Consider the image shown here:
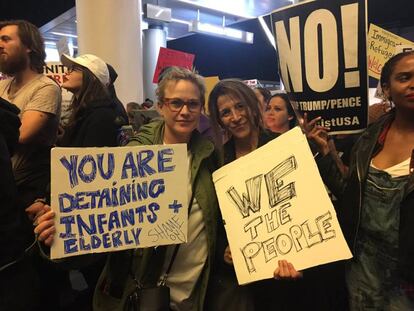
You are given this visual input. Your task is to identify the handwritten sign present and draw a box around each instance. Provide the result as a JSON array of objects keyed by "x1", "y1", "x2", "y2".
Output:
[
  {"x1": 51, "y1": 145, "x2": 189, "y2": 259},
  {"x1": 271, "y1": 0, "x2": 368, "y2": 134},
  {"x1": 213, "y1": 127, "x2": 352, "y2": 284},
  {"x1": 152, "y1": 47, "x2": 195, "y2": 83},
  {"x1": 367, "y1": 24, "x2": 414, "y2": 80}
]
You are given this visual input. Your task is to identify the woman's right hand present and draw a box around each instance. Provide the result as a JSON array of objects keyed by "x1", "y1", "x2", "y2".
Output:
[
  {"x1": 302, "y1": 113, "x2": 330, "y2": 156},
  {"x1": 33, "y1": 205, "x2": 56, "y2": 247}
]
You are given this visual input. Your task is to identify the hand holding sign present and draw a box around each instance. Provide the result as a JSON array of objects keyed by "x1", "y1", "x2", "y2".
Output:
[
  {"x1": 271, "y1": 0, "x2": 368, "y2": 134},
  {"x1": 49, "y1": 144, "x2": 189, "y2": 259},
  {"x1": 213, "y1": 127, "x2": 352, "y2": 285},
  {"x1": 34, "y1": 205, "x2": 55, "y2": 246}
]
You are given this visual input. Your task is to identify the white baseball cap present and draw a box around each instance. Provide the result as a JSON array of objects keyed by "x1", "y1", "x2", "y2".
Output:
[{"x1": 61, "y1": 53, "x2": 110, "y2": 86}]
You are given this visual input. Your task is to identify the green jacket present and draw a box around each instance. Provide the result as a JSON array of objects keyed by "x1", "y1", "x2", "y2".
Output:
[{"x1": 93, "y1": 120, "x2": 220, "y2": 311}]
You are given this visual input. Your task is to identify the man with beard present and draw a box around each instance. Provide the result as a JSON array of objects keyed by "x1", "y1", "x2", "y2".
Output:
[
  {"x1": 0, "y1": 20, "x2": 61, "y2": 217},
  {"x1": 0, "y1": 20, "x2": 63, "y2": 310}
]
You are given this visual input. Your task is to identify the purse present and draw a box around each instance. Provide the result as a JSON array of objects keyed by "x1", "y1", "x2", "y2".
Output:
[
  {"x1": 124, "y1": 184, "x2": 196, "y2": 311},
  {"x1": 124, "y1": 284, "x2": 171, "y2": 311},
  {"x1": 124, "y1": 243, "x2": 181, "y2": 311}
]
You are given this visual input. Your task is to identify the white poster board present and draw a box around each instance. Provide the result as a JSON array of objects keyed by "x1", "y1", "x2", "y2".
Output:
[
  {"x1": 51, "y1": 144, "x2": 189, "y2": 259},
  {"x1": 213, "y1": 127, "x2": 352, "y2": 284}
]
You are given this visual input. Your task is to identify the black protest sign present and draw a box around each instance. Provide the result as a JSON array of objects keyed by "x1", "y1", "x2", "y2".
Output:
[{"x1": 271, "y1": 0, "x2": 368, "y2": 134}]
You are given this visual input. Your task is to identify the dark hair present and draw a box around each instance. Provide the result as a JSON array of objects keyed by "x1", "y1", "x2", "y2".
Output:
[
  {"x1": 66, "y1": 67, "x2": 110, "y2": 129},
  {"x1": 208, "y1": 79, "x2": 263, "y2": 144},
  {"x1": 380, "y1": 51, "x2": 414, "y2": 89},
  {"x1": 255, "y1": 87, "x2": 272, "y2": 103},
  {"x1": 0, "y1": 20, "x2": 46, "y2": 73},
  {"x1": 267, "y1": 93, "x2": 297, "y2": 129}
]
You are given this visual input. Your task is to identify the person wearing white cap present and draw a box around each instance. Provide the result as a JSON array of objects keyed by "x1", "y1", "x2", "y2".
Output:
[
  {"x1": 57, "y1": 53, "x2": 119, "y2": 147},
  {"x1": 26, "y1": 53, "x2": 121, "y2": 309}
]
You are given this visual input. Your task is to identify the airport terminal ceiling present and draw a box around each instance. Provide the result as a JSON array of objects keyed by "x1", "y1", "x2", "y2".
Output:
[{"x1": 1, "y1": 0, "x2": 411, "y2": 44}]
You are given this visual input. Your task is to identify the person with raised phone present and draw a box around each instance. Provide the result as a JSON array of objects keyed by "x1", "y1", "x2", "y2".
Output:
[{"x1": 306, "y1": 51, "x2": 414, "y2": 310}]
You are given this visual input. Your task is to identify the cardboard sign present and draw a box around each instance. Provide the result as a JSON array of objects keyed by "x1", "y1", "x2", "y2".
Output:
[
  {"x1": 271, "y1": 0, "x2": 368, "y2": 134},
  {"x1": 213, "y1": 127, "x2": 352, "y2": 284},
  {"x1": 204, "y1": 76, "x2": 220, "y2": 113},
  {"x1": 152, "y1": 47, "x2": 195, "y2": 83},
  {"x1": 51, "y1": 145, "x2": 189, "y2": 259},
  {"x1": 367, "y1": 24, "x2": 414, "y2": 80}
]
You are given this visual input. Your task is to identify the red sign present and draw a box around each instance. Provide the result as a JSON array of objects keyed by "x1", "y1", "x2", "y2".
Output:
[{"x1": 152, "y1": 47, "x2": 195, "y2": 83}]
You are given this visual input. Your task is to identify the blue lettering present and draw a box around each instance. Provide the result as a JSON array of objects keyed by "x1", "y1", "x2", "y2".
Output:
[
  {"x1": 98, "y1": 188, "x2": 111, "y2": 207},
  {"x1": 97, "y1": 153, "x2": 115, "y2": 180},
  {"x1": 121, "y1": 208, "x2": 135, "y2": 227},
  {"x1": 79, "y1": 236, "x2": 91, "y2": 250},
  {"x1": 60, "y1": 155, "x2": 79, "y2": 188},
  {"x1": 149, "y1": 179, "x2": 165, "y2": 198},
  {"x1": 102, "y1": 233, "x2": 111, "y2": 248},
  {"x1": 124, "y1": 229, "x2": 133, "y2": 244},
  {"x1": 77, "y1": 214, "x2": 97, "y2": 235},
  {"x1": 137, "y1": 150, "x2": 156, "y2": 177},
  {"x1": 97, "y1": 214, "x2": 107, "y2": 234},
  {"x1": 121, "y1": 152, "x2": 138, "y2": 179},
  {"x1": 136, "y1": 182, "x2": 148, "y2": 200},
  {"x1": 76, "y1": 192, "x2": 90, "y2": 209},
  {"x1": 135, "y1": 205, "x2": 146, "y2": 223},
  {"x1": 158, "y1": 148, "x2": 175, "y2": 172},
  {"x1": 63, "y1": 238, "x2": 78, "y2": 254},
  {"x1": 112, "y1": 231, "x2": 122, "y2": 247},
  {"x1": 78, "y1": 155, "x2": 97, "y2": 183},
  {"x1": 108, "y1": 211, "x2": 121, "y2": 231},
  {"x1": 59, "y1": 216, "x2": 76, "y2": 238},
  {"x1": 86, "y1": 191, "x2": 100, "y2": 209},
  {"x1": 131, "y1": 228, "x2": 142, "y2": 245},
  {"x1": 59, "y1": 193, "x2": 76, "y2": 213},
  {"x1": 147, "y1": 203, "x2": 159, "y2": 224},
  {"x1": 119, "y1": 184, "x2": 131, "y2": 205},
  {"x1": 91, "y1": 235, "x2": 101, "y2": 248}
]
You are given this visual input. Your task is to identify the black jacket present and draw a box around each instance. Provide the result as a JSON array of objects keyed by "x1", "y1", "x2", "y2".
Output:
[
  {"x1": 317, "y1": 112, "x2": 414, "y2": 283},
  {"x1": 60, "y1": 99, "x2": 120, "y2": 148},
  {"x1": 0, "y1": 97, "x2": 26, "y2": 266}
]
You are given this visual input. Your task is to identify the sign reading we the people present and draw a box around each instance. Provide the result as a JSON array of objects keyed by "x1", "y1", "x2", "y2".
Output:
[
  {"x1": 213, "y1": 127, "x2": 352, "y2": 285},
  {"x1": 50, "y1": 145, "x2": 189, "y2": 259},
  {"x1": 367, "y1": 24, "x2": 414, "y2": 80},
  {"x1": 271, "y1": 0, "x2": 368, "y2": 134}
]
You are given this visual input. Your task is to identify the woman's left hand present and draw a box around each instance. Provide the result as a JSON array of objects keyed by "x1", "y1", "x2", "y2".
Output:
[{"x1": 274, "y1": 260, "x2": 303, "y2": 280}]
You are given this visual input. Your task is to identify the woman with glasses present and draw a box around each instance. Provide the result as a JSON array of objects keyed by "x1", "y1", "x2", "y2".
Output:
[
  {"x1": 206, "y1": 79, "x2": 302, "y2": 311},
  {"x1": 35, "y1": 66, "x2": 220, "y2": 311},
  {"x1": 264, "y1": 93, "x2": 297, "y2": 134}
]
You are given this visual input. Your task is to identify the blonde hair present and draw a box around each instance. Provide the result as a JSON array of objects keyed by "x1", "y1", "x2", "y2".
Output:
[{"x1": 156, "y1": 66, "x2": 205, "y2": 105}]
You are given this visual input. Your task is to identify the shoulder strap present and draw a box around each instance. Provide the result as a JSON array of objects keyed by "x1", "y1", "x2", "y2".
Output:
[{"x1": 159, "y1": 186, "x2": 196, "y2": 285}]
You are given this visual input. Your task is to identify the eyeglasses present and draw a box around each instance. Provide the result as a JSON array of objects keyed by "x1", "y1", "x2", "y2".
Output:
[
  {"x1": 162, "y1": 97, "x2": 202, "y2": 113},
  {"x1": 67, "y1": 66, "x2": 82, "y2": 74}
]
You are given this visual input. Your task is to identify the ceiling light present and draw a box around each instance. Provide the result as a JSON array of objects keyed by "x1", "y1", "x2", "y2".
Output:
[
  {"x1": 258, "y1": 16, "x2": 276, "y2": 50},
  {"x1": 189, "y1": 20, "x2": 254, "y2": 44},
  {"x1": 176, "y1": 0, "x2": 254, "y2": 19},
  {"x1": 51, "y1": 31, "x2": 78, "y2": 38}
]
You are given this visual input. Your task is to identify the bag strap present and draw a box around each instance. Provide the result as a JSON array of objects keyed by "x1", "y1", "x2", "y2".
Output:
[
  {"x1": 159, "y1": 186, "x2": 196, "y2": 286},
  {"x1": 130, "y1": 176, "x2": 198, "y2": 288}
]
